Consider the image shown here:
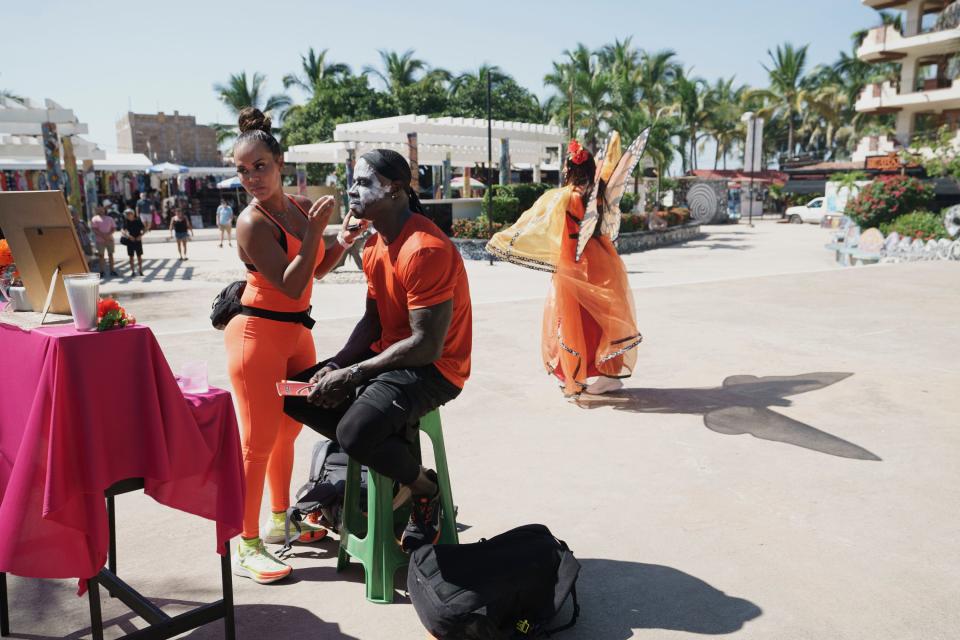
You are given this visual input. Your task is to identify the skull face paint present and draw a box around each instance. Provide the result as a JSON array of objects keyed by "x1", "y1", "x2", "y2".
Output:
[{"x1": 348, "y1": 158, "x2": 390, "y2": 216}]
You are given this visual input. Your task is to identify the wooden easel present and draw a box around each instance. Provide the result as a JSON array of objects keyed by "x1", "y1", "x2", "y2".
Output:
[{"x1": 0, "y1": 191, "x2": 89, "y2": 315}]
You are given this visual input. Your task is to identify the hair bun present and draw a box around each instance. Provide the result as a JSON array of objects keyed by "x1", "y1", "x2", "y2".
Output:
[{"x1": 238, "y1": 107, "x2": 271, "y2": 134}]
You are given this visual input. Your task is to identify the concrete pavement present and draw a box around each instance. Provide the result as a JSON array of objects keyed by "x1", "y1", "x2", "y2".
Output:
[{"x1": 7, "y1": 221, "x2": 960, "y2": 639}]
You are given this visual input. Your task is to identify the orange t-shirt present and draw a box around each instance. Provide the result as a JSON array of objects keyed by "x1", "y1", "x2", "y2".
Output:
[{"x1": 362, "y1": 213, "x2": 472, "y2": 388}]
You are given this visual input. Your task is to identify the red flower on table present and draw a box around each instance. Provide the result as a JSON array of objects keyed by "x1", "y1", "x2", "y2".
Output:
[
  {"x1": 98, "y1": 298, "x2": 120, "y2": 317},
  {"x1": 96, "y1": 297, "x2": 135, "y2": 331}
]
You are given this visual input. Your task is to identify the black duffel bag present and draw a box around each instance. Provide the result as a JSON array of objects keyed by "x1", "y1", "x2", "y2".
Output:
[{"x1": 408, "y1": 524, "x2": 580, "y2": 639}]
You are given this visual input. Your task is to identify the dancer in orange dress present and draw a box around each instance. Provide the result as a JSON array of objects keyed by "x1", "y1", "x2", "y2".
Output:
[{"x1": 488, "y1": 131, "x2": 649, "y2": 396}]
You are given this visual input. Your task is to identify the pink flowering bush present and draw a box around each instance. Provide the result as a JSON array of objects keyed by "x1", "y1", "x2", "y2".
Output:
[{"x1": 845, "y1": 176, "x2": 934, "y2": 229}]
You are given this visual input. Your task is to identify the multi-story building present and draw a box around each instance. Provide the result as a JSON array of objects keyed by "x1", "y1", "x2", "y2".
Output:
[
  {"x1": 116, "y1": 111, "x2": 221, "y2": 166},
  {"x1": 854, "y1": 0, "x2": 960, "y2": 160}
]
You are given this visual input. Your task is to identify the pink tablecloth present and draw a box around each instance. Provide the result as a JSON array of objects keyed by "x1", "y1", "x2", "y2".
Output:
[{"x1": 0, "y1": 322, "x2": 243, "y2": 591}]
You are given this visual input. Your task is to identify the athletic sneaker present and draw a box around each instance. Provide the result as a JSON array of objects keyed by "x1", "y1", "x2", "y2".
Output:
[
  {"x1": 400, "y1": 470, "x2": 441, "y2": 552},
  {"x1": 261, "y1": 511, "x2": 328, "y2": 544},
  {"x1": 232, "y1": 538, "x2": 291, "y2": 584},
  {"x1": 585, "y1": 376, "x2": 624, "y2": 395}
]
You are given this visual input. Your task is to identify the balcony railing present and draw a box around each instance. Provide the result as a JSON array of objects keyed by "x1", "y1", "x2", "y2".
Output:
[
  {"x1": 935, "y1": 2, "x2": 960, "y2": 31},
  {"x1": 856, "y1": 78, "x2": 960, "y2": 112}
]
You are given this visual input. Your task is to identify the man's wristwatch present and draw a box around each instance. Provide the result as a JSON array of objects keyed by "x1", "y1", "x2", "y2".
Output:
[{"x1": 345, "y1": 363, "x2": 363, "y2": 384}]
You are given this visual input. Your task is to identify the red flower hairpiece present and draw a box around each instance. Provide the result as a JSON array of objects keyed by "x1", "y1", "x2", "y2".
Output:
[{"x1": 568, "y1": 140, "x2": 589, "y2": 165}]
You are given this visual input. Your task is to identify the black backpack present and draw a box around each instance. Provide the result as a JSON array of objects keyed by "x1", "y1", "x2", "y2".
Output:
[
  {"x1": 407, "y1": 524, "x2": 581, "y2": 639},
  {"x1": 281, "y1": 438, "x2": 368, "y2": 552}
]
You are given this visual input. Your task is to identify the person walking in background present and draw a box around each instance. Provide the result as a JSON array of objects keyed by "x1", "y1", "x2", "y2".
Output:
[
  {"x1": 135, "y1": 191, "x2": 154, "y2": 232},
  {"x1": 123, "y1": 208, "x2": 146, "y2": 276},
  {"x1": 169, "y1": 207, "x2": 193, "y2": 260},
  {"x1": 91, "y1": 205, "x2": 118, "y2": 277},
  {"x1": 217, "y1": 198, "x2": 235, "y2": 248}
]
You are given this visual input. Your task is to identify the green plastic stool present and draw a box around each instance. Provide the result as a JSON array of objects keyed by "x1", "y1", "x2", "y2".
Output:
[{"x1": 336, "y1": 409, "x2": 459, "y2": 603}]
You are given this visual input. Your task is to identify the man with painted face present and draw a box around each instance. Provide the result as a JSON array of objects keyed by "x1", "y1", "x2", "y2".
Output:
[{"x1": 284, "y1": 149, "x2": 472, "y2": 552}]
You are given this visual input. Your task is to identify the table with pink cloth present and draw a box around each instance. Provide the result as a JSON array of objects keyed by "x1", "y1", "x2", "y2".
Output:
[{"x1": 0, "y1": 322, "x2": 244, "y2": 592}]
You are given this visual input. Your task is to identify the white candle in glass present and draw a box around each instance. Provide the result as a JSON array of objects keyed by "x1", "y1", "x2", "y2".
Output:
[{"x1": 63, "y1": 274, "x2": 100, "y2": 331}]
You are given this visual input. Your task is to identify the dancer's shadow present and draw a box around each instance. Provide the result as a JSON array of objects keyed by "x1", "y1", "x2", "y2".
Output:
[
  {"x1": 574, "y1": 559, "x2": 761, "y2": 638},
  {"x1": 577, "y1": 372, "x2": 880, "y2": 461}
]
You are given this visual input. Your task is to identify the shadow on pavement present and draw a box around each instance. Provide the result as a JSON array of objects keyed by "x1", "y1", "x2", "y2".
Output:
[
  {"x1": 2, "y1": 594, "x2": 361, "y2": 640},
  {"x1": 177, "y1": 602, "x2": 363, "y2": 640},
  {"x1": 575, "y1": 559, "x2": 761, "y2": 638},
  {"x1": 99, "y1": 258, "x2": 195, "y2": 284},
  {"x1": 576, "y1": 372, "x2": 881, "y2": 461}
]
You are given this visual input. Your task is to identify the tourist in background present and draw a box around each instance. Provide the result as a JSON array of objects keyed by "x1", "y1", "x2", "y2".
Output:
[
  {"x1": 91, "y1": 205, "x2": 118, "y2": 277},
  {"x1": 169, "y1": 207, "x2": 193, "y2": 260},
  {"x1": 135, "y1": 191, "x2": 154, "y2": 232},
  {"x1": 217, "y1": 198, "x2": 234, "y2": 248},
  {"x1": 123, "y1": 208, "x2": 146, "y2": 276}
]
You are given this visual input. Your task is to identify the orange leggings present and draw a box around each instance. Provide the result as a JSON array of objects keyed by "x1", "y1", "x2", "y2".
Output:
[{"x1": 225, "y1": 315, "x2": 316, "y2": 538}]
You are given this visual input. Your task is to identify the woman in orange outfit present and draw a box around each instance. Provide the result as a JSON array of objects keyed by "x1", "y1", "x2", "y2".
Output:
[
  {"x1": 226, "y1": 107, "x2": 368, "y2": 583},
  {"x1": 488, "y1": 133, "x2": 647, "y2": 397}
]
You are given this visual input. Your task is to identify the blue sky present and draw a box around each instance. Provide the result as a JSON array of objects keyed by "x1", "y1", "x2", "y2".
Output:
[{"x1": 2, "y1": 0, "x2": 882, "y2": 153}]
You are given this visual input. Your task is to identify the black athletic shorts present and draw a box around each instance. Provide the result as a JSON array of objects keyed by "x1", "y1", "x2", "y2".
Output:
[{"x1": 284, "y1": 351, "x2": 461, "y2": 441}]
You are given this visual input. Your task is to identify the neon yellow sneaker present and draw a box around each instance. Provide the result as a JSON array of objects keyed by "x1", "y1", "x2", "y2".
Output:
[
  {"x1": 261, "y1": 511, "x2": 328, "y2": 544},
  {"x1": 232, "y1": 537, "x2": 291, "y2": 584}
]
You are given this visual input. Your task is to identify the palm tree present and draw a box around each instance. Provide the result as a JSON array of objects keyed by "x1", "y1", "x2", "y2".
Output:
[
  {"x1": 600, "y1": 37, "x2": 642, "y2": 117},
  {"x1": 637, "y1": 49, "x2": 680, "y2": 120},
  {"x1": 577, "y1": 69, "x2": 613, "y2": 151},
  {"x1": 799, "y1": 81, "x2": 848, "y2": 158},
  {"x1": 759, "y1": 43, "x2": 810, "y2": 156},
  {"x1": 449, "y1": 64, "x2": 507, "y2": 97},
  {"x1": 544, "y1": 60, "x2": 579, "y2": 138},
  {"x1": 544, "y1": 45, "x2": 613, "y2": 150},
  {"x1": 704, "y1": 77, "x2": 748, "y2": 169},
  {"x1": 674, "y1": 68, "x2": 711, "y2": 171},
  {"x1": 213, "y1": 71, "x2": 291, "y2": 121},
  {"x1": 282, "y1": 48, "x2": 351, "y2": 97},
  {"x1": 363, "y1": 49, "x2": 427, "y2": 96},
  {"x1": 208, "y1": 123, "x2": 239, "y2": 148}
]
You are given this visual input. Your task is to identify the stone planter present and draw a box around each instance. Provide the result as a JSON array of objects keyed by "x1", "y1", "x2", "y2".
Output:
[
  {"x1": 451, "y1": 222, "x2": 702, "y2": 262},
  {"x1": 614, "y1": 222, "x2": 703, "y2": 254}
]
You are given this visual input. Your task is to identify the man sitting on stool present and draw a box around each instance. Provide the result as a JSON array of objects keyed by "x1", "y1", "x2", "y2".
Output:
[{"x1": 284, "y1": 149, "x2": 472, "y2": 552}]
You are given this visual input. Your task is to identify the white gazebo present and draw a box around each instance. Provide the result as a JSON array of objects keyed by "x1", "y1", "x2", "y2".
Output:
[
  {"x1": 285, "y1": 114, "x2": 566, "y2": 188},
  {"x1": 0, "y1": 98, "x2": 156, "y2": 216}
]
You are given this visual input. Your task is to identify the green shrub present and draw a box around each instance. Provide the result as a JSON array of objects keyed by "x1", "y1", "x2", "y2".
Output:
[
  {"x1": 491, "y1": 183, "x2": 551, "y2": 212},
  {"x1": 620, "y1": 214, "x2": 646, "y2": 233},
  {"x1": 481, "y1": 195, "x2": 520, "y2": 224},
  {"x1": 879, "y1": 210, "x2": 949, "y2": 240},
  {"x1": 451, "y1": 216, "x2": 504, "y2": 239},
  {"x1": 845, "y1": 176, "x2": 934, "y2": 228},
  {"x1": 620, "y1": 193, "x2": 637, "y2": 213}
]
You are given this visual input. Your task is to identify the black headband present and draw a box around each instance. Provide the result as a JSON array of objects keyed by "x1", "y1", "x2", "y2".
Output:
[
  {"x1": 360, "y1": 149, "x2": 412, "y2": 184},
  {"x1": 359, "y1": 149, "x2": 423, "y2": 214}
]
